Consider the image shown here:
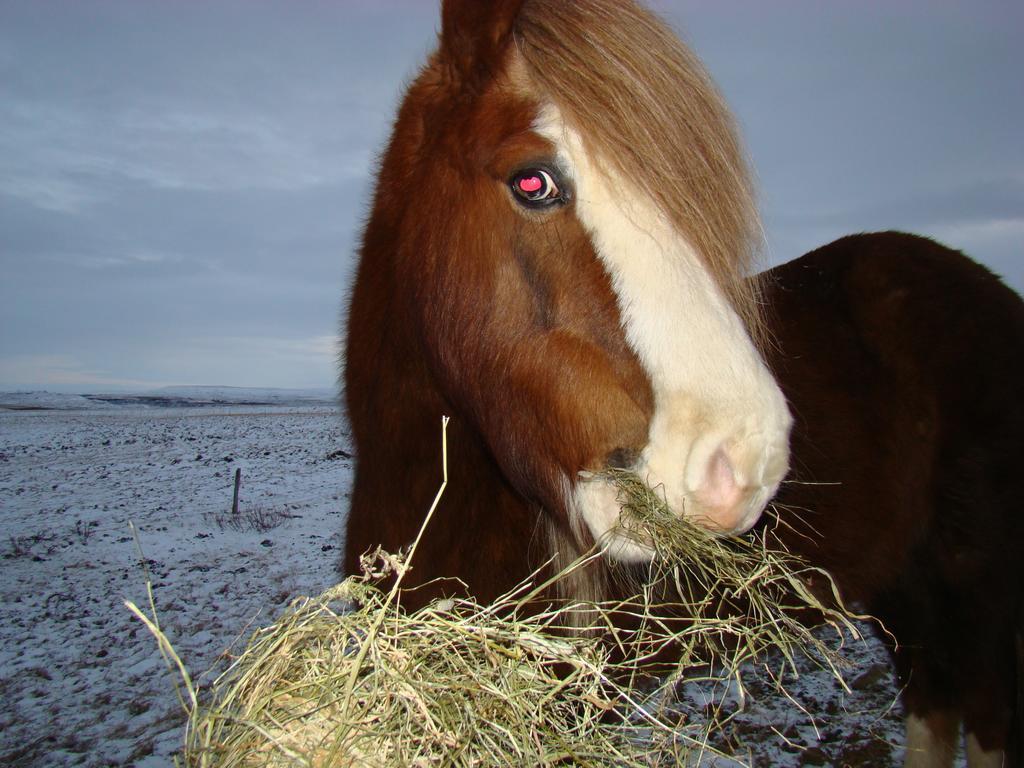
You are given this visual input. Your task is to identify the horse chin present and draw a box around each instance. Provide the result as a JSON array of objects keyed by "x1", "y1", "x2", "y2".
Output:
[
  {"x1": 573, "y1": 475, "x2": 672, "y2": 564},
  {"x1": 598, "y1": 532, "x2": 657, "y2": 564}
]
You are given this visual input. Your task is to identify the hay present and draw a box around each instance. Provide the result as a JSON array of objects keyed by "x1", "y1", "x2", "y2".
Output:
[
  {"x1": 175, "y1": 552, "x2": 698, "y2": 767},
  {"x1": 130, "y1": 421, "x2": 857, "y2": 767},
  {"x1": 596, "y1": 468, "x2": 856, "y2": 682}
]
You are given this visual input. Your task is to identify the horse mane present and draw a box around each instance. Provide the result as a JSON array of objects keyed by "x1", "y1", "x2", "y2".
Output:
[{"x1": 514, "y1": 0, "x2": 764, "y2": 340}]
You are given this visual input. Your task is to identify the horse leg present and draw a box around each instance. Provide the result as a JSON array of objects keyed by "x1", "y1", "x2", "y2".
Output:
[
  {"x1": 955, "y1": 554, "x2": 1019, "y2": 767},
  {"x1": 961, "y1": 659, "x2": 1015, "y2": 768},
  {"x1": 904, "y1": 710, "x2": 959, "y2": 768},
  {"x1": 878, "y1": 587, "x2": 962, "y2": 767}
]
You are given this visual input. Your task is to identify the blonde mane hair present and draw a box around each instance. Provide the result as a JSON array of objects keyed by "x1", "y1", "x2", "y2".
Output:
[{"x1": 514, "y1": 0, "x2": 764, "y2": 340}]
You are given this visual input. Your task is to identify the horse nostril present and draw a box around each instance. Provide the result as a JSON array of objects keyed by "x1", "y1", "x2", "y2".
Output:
[
  {"x1": 695, "y1": 447, "x2": 744, "y2": 515},
  {"x1": 605, "y1": 446, "x2": 640, "y2": 470}
]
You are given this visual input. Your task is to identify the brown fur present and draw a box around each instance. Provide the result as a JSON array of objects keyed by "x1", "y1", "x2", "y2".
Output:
[
  {"x1": 345, "y1": 0, "x2": 656, "y2": 604},
  {"x1": 343, "y1": 1, "x2": 1023, "y2": 762}
]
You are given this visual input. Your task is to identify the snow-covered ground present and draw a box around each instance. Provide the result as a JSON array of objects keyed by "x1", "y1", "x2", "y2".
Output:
[
  {"x1": 0, "y1": 390, "x2": 947, "y2": 766},
  {"x1": 0, "y1": 391, "x2": 348, "y2": 766}
]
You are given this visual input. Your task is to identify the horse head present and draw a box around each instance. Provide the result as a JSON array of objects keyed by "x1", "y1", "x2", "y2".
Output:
[{"x1": 346, "y1": 0, "x2": 792, "y2": 577}]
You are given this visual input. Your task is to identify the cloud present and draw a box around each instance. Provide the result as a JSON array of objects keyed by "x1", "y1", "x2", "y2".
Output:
[
  {"x1": 43, "y1": 250, "x2": 183, "y2": 271},
  {"x1": 0, "y1": 99, "x2": 376, "y2": 214},
  {"x1": 188, "y1": 334, "x2": 340, "y2": 363},
  {"x1": 0, "y1": 334, "x2": 341, "y2": 393},
  {"x1": 929, "y1": 217, "x2": 1024, "y2": 243},
  {"x1": 0, "y1": 354, "x2": 168, "y2": 392},
  {"x1": 135, "y1": 334, "x2": 343, "y2": 391},
  {"x1": 771, "y1": 178, "x2": 1024, "y2": 232},
  {"x1": 0, "y1": 2, "x2": 432, "y2": 215}
]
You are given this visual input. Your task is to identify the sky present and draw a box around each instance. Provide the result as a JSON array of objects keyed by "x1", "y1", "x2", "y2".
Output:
[{"x1": 1, "y1": 1, "x2": 1021, "y2": 393}]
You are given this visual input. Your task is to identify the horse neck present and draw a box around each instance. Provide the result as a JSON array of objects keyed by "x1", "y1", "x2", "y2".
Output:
[{"x1": 346, "y1": 348, "x2": 615, "y2": 610}]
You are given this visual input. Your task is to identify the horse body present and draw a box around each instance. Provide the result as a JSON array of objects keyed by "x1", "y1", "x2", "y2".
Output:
[
  {"x1": 765, "y1": 232, "x2": 1024, "y2": 766},
  {"x1": 342, "y1": 1, "x2": 1023, "y2": 764}
]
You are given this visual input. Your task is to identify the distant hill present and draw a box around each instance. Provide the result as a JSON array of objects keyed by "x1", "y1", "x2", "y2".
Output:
[
  {"x1": 0, "y1": 386, "x2": 338, "y2": 411},
  {"x1": 0, "y1": 392, "x2": 118, "y2": 411}
]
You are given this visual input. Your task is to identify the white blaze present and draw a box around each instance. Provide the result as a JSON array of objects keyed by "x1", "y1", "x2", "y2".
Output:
[{"x1": 535, "y1": 104, "x2": 793, "y2": 559}]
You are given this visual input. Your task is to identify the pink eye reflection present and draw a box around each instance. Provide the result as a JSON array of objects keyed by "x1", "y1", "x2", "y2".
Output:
[{"x1": 517, "y1": 175, "x2": 543, "y2": 194}]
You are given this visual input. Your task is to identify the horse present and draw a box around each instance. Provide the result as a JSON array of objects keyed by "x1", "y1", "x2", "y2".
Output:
[
  {"x1": 341, "y1": 1, "x2": 1024, "y2": 765},
  {"x1": 763, "y1": 232, "x2": 1024, "y2": 768}
]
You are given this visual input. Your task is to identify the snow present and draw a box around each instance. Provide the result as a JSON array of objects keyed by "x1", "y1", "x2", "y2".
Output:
[
  {"x1": 0, "y1": 390, "x2": 956, "y2": 766},
  {"x1": 0, "y1": 391, "x2": 348, "y2": 765}
]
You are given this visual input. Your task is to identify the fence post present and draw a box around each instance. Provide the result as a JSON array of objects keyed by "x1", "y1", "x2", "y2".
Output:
[{"x1": 232, "y1": 468, "x2": 241, "y2": 516}]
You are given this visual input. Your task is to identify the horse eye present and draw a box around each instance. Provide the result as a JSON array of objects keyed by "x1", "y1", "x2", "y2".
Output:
[{"x1": 510, "y1": 168, "x2": 563, "y2": 208}]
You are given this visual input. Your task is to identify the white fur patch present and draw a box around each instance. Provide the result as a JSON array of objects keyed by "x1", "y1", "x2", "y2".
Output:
[
  {"x1": 904, "y1": 713, "x2": 957, "y2": 768},
  {"x1": 966, "y1": 732, "x2": 1005, "y2": 768},
  {"x1": 535, "y1": 104, "x2": 792, "y2": 557}
]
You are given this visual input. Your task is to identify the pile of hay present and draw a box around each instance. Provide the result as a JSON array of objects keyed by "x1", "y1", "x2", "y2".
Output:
[
  {"x1": 130, "y1": 424, "x2": 855, "y2": 767},
  {"x1": 174, "y1": 552, "x2": 697, "y2": 767}
]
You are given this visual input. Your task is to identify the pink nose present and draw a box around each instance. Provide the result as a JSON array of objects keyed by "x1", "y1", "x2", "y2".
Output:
[{"x1": 694, "y1": 448, "x2": 753, "y2": 533}]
